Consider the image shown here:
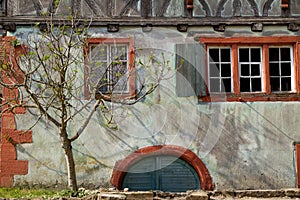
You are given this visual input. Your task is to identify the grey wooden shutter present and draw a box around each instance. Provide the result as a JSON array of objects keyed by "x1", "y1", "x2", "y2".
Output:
[
  {"x1": 122, "y1": 156, "x2": 200, "y2": 192},
  {"x1": 175, "y1": 43, "x2": 207, "y2": 97}
]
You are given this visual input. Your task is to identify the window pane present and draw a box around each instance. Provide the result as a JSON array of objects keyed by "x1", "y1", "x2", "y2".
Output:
[
  {"x1": 280, "y1": 48, "x2": 291, "y2": 61},
  {"x1": 281, "y1": 63, "x2": 291, "y2": 76},
  {"x1": 90, "y1": 61, "x2": 109, "y2": 93},
  {"x1": 210, "y1": 78, "x2": 220, "y2": 92},
  {"x1": 281, "y1": 77, "x2": 291, "y2": 91},
  {"x1": 239, "y1": 48, "x2": 249, "y2": 62},
  {"x1": 241, "y1": 64, "x2": 250, "y2": 76},
  {"x1": 221, "y1": 64, "x2": 231, "y2": 77},
  {"x1": 209, "y1": 49, "x2": 219, "y2": 62},
  {"x1": 270, "y1": 63, "x2": 280, "y2": 76},
  {"x1": 269, "y1": 47, "x2": 292, "y2": 92},
  {"x1": 111, "y1": 45, "x2": 128, "y2": 60},
  {"x1": 270, "y1": 78, "x2": 280, "y2": 91},
  {"x1": 88, "y1": 42, "x2": 131, "y2": 94},
  {"x1": 208, "y1": 47, "x2": 232, "y2": 94},
  {"x1": 209, "y1": 64, "x2": 220, "y2": 77},
  {"x1": 251, "y1": 48, "x2": 261, "y2": 62},
  {"x1": 111, "y1": 62, "x2": 128, "y2": 91},
  {"x1": 251, "y1": 78, "x2": 262, "y2": 91},
  {"x1": 90, "y1": 45, "x2": 107, "y2": 60},
  {"x1": 221, "y1": 49, "x2": 230, "y2": 62},
  {"x1": 222, "y1": 78, "x2": 231, "y2": 92},
  {"x1": 251, "y1": 64, "x2": 260, "y2": 76},
  {"x1": 240, "y1": 78, "x2": 250, "y2": 92},
  {"x1": 269, "y1": 48, "x2": 279, "y2": 61}
]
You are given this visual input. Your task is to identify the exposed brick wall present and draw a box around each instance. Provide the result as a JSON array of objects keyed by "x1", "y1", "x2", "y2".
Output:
[{"x1": 0, "y1": 37, "x2": 32, "y2": 187}]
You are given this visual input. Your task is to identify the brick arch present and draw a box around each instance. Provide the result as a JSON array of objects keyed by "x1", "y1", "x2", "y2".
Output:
[{"x1": 111, "y1": 145, "x2": 214, "y2": 190}]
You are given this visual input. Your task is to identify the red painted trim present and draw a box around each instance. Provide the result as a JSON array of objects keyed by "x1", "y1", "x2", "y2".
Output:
[
  {"x1": 232, "y1": 44, "x2": 239, "y2": 94},
  {"x1": 263, "y1": 45, "x2": 270, "y2": 94},
  {"x1": 0, "y1": 37, "x2": 32, "y2": 187},
  {"x1": 296, "y1": 43, "x2": 300, "y2": 93},
  {"x1": 281, "y1": 0, "x2": 289, "y2": 9},
  {"x1": 111, "y1": 145, "x2": 214, "y2": 191},
  {"x1": 296, "y1": 144, "x2": 300, "y2": 188},
  {"x1": 200, "y1": 36, "x2": 300, "y2": 102},
  {"x1": 201, "y1": 93, "x2": 300, "y2": 102},
  {"x1": 200, "y1": 36, "x2": 300, "y2": 44}
]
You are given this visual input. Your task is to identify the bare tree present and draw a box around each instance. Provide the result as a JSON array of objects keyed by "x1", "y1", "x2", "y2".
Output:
[{"x1": 0, "y1": 15, "x2": 172, "y2": 191}]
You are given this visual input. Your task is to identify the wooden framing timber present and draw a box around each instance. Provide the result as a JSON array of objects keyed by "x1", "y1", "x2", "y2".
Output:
[{"x1": 0, "y1": 16, "x2": 300, "y2": 27}]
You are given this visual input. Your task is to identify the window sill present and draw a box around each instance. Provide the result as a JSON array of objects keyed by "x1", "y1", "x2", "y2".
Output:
[{"x1": 199, "y1": 93, "x2": 300, "y2": 102}]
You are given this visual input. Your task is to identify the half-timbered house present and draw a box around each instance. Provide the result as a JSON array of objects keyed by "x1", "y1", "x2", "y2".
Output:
[{"x1": 0, "y1": 0, "x2": 300, "y2": 191}]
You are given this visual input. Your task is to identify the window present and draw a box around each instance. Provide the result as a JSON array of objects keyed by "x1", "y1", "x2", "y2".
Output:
[
  {"x1": 0, "y1": 0, "x2": 5, "y2": 16},
  {"x1": 239, "y1": 47, "x2": 262, "y2": 92},
  {"x1": 269, "y1": 47, "x2": 293, "y2": 92},
  {"x1": 208, "y1": 48, "x2": 232, "y2": 93},
  {"x1": 200, "y1": 37, "x2": 300, "y2": 101},
  {"x1": 85, "y1": 38, "x2": 135, "y2": 99}
]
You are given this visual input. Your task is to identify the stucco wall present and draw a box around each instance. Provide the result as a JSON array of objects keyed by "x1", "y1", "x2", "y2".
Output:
[{"x1": 9, "y1": 25, "x2": 300, "y2": 190}]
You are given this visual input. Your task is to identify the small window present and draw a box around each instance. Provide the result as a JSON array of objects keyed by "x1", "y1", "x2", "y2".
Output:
[
  {"x1": 269, "y1": 47, "x2": 293, "y2": 92},
  {"x1": 239, "y1": 47, "x2": 262, "y2": 92},
  {"x1": 208, "y1": 47, "x2": 232, "y2": 93},
  {"x1": 85, "y1": 38, "x2": 135, "y2": 99},
  {"x1": 89, "y1": 44, "x2": 129, "y2": 93}
]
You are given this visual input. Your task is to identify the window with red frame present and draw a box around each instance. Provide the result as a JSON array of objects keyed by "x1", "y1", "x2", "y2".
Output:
[
  {"x1": 85, "y1": 38, "x2": 135, "y2": 99},
  {"x1": 200, "y1": 37, "x2": 300, "y2": 101}
]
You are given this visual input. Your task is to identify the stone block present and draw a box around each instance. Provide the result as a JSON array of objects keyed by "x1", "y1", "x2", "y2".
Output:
[
  {"x1": 1, "y1": 114, "x2": 16, "y2": 130},
  {"x1": 284, "y1": 188, "x2": 300, "y2": 198},
  {"x1": 1, "y1": 160, "x2": 28, "y2": 175},
  {"x1": 125, "y1": 191, "x2": 154, "y2": 200},
  {"x1": 0, "y1": 143, "x2": 16, "y2": 160},
  {"x1": 186, "y1": 191, "x2": 208, "y2": 200},
  {"x1": 98, "y1": 193, "x2": 126, "y2": 200},
  {"x1": 235, "y1": 189, "x2": 285, "y2": 198},
  {"x1": 0, "y1": 174, "x2": 13, "y2": 187}
]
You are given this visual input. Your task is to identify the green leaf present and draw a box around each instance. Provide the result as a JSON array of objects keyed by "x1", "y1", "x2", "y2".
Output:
[{"x1": 1, "y1": 64, "x2": 7, "y2": 70}]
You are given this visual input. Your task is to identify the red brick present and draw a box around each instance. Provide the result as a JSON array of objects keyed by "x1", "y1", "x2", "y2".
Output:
[
  {"x1": 0, "y1": 37, "x2": 32, "y2": 187},
  {"x1": 0, "y1": 174, "x2": 13, "y2": 187},
  {"x1": 1, "y1": 160, "x2": 28, "y2": 175},
  {"x1": 3, "y1": 130, "x2": 33, "y2": 144},
  {"x1": 14, "y1": 107, "x2": 26, "y2": 114},
  {"x1": 2, "y1": 87, "x2": 18, "y2": 99},
  {"x1": 1, "y1": 114, "x2": 16, "y2": 131},
  {"x1": 0, "y1": 143, "x2": 16, "y2": 160}
]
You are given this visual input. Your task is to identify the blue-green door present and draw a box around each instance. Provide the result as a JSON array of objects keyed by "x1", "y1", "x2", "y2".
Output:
[{"x1": 122, "y1": 155, "x2": 200, "y2": 192}]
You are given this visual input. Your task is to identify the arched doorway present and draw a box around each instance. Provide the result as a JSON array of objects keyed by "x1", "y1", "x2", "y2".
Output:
[{"x1": 111, "y1": 145, "x2": 214, "y2": 192}]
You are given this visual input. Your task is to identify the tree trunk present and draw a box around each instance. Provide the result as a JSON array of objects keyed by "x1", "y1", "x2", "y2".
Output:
[
  {"x1": 64, "y1": 143, "x2": 78, "y2": 191},
  {"x1": 61, "y1": 131, "x2": 78, "y2": 191}
]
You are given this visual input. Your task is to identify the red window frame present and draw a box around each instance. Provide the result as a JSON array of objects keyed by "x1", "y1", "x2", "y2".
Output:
[
  {"x1": 200, "y1": 36, "x2": 300, "y2": 102},
  {"x1": 84, "y1": 38, "x2": 135, "y2": 100},
  {"x1": 296, "y1": 143, "x2": 300, "y2": 188}
]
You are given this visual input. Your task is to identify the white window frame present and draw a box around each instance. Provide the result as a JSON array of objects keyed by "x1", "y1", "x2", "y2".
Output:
[
  {"x1": 269, "y1": 45, "x2": 295, "y2": 93},
  {"x1": 89, "y1": 43, "x2": 129, "y2": 93},
  {"x1": 238, "y1": 46, "x2": 264, "y2": 93},
  {"x1": 207, "y1": 46, "x2": 233, "y2": 93}
]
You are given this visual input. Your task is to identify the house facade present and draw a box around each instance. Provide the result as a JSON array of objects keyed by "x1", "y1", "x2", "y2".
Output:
[{"x1": 1, "y1": 0, "x2": 300, "y2": 191}]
